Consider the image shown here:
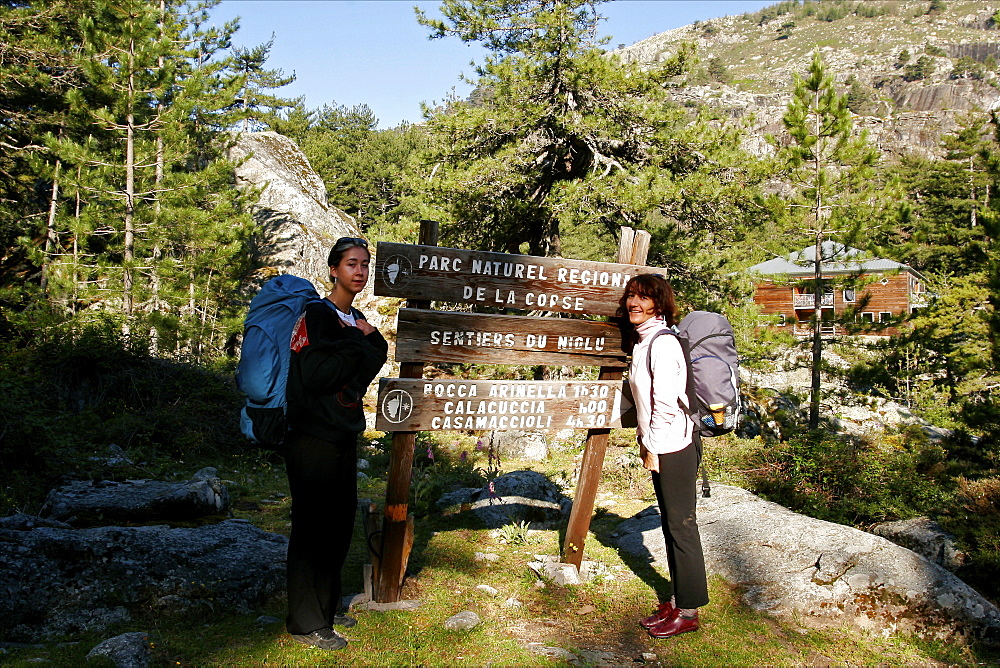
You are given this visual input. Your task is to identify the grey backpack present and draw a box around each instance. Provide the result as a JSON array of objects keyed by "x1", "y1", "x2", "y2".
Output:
[
  {"x1": 646, "y1": 311, "x2": 741, "y2": 496},
  {"x1": 677, "y1": 311, "x2": 741, "y2": 437}
]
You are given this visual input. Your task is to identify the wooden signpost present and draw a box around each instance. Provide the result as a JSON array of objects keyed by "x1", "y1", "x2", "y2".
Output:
[
  {"x1": 369, "y1": 223, "x2": 651, "y2": 602},
  {"x1": 375, "y1": 242, "x2": 660, "y2": 317},
  {"x1": 375, "y1": 378, "x2": 633, "y2": 432}
]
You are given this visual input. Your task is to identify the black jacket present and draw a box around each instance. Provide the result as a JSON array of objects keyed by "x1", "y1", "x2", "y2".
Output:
[{"x1": 286, "y1": 300, "x2": 388, "y2": 438}]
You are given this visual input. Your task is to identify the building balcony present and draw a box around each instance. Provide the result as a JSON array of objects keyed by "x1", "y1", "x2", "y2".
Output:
[{"x1": 792, "y1": 293, "x2": 834, "y2": 309}]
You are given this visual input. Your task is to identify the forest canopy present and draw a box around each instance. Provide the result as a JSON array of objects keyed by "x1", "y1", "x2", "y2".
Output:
[{"x1": 1, "y1": 0, "x2": 999, "y2": 454}]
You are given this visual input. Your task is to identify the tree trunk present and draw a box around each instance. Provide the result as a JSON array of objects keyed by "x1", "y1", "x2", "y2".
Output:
[
  {"x1": 809, "y1": 94, "x2": 823, "y2": 431},
  {"x1": 124, "y1": 58, "x2": 136, "y2": 317},
  {"x1": 810, "y1": 230, "x2": 822, "y2": 430},
  {"x1": 42, "y1": 158, "x2": 61, "y2": 292}
]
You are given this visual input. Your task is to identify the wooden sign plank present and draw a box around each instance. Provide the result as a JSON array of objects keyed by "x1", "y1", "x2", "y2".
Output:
[
  {"x1": 374, "y1": 242, "x2": 662, "y2": 317},
  {"x1": 375, "y1": 378, "x2": 635, "y2": 432},
  {"x1": 394, "y1": 308, "x2": 627, "y2": 368}
]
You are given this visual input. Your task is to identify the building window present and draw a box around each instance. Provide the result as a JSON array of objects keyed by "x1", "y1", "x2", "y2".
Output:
[
  {"x1": 843, "y1": 288, "x2": 856, "y2": 303},
  {"x1": 879, "y1": 277, "x2": 890, "y2": 285},
  {"x1": 911, "y1": 278, "x2": 924, "y2": 293},
  {"x1": 879, "y1": 312, "x2": 892, "y2": 322},
  {"x1": 778, "y1": 314, "x2": 786, "y2": 326},
  {"x1": 861, "y1": 312, "x2": 875, "y2": 323}
]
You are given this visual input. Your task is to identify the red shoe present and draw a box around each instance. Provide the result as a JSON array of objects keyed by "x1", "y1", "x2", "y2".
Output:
[
  {"x1": 648, "y1": 613, "x2": 699, "y2": 639},
  {"x1": 639, "y1": 601, "x2": 677, "y2": 629}
]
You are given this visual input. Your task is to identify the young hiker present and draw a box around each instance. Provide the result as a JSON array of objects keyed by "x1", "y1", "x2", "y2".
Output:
[
  {"x1": 619, "y1": 273, "x2": 709, "y2": 639},
  {"x1": 283, "y1": 237, "x2": 388, "y2": 651}
]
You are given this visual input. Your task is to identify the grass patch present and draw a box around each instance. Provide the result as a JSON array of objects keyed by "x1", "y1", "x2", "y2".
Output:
[{"x1": 3, "y1": 439, "x2": 997, "y2": 665}]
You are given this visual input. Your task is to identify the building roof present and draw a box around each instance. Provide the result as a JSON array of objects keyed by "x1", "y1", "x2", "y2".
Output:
[{"x1": 747, "y1": 241, "x2": 915, "y2": 277}]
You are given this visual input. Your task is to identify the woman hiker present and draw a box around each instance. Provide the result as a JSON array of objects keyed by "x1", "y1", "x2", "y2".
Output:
[
  {"x1": 619, "y1": 273, "x2": 709, "y2": 639},
  {"x1": 283, "y1": 236, "x2": 388, "y2": 651}
]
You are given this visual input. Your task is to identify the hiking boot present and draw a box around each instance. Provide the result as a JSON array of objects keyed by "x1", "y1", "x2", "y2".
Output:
[
  {"x1": 291, "y1": 626, "x2": 347, "y2": 651},
  {"x1": 639, "y1": 601, "x2": 677, "y2": 629},
  {"x1": 333, "y1": 614, "x2": 357, "y2": 628}
]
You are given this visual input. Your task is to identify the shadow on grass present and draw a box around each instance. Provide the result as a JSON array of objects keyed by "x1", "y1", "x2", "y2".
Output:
[
  {"x1": 351, "y1": 468, "x2": 675, "y2": 608},
  {"x1": 588, "y1": 508, "x2": 674, "y2": 602}
]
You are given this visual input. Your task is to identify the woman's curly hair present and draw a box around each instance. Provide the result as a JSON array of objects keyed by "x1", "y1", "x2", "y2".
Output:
[{"x1": 616, "y1": 274, "x2": 676, "y2": 350}]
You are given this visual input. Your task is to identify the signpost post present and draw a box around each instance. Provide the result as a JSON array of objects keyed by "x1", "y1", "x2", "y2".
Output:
[
  {"x1": 371, "y1": 226, "x2": 651, "y2": 602},
  {"x1": 371, "y1": 220, "x2": 437, "y2": 603},
  {"x1": 562, "y1": 232, "x2": 650, "y2": 568}
]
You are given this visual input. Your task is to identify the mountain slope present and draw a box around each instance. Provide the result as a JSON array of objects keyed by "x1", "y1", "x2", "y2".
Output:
[{"x1": 615, "y1": 0, "x2": 1000, "y2": 157}]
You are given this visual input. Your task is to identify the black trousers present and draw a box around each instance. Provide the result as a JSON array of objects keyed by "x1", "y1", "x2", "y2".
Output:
[
  {"x1": 651, "y1": 441, "x2": 710, "y2": 609},
  {"x1": 284, "y1": 429, "x2": 359, "y2": 635}
]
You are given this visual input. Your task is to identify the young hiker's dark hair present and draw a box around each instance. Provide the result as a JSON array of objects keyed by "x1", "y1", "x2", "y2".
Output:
[{"x1": 327, "y1": 237, "x2": 370, "y2": 266}]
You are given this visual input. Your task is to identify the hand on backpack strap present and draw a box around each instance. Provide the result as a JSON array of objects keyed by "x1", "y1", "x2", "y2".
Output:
[{"x1": 354, "y1": 319, "x2": 376, "y2": 336}]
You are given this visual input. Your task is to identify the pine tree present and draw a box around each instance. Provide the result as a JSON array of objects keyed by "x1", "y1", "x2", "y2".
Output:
[
  {"x1": 974, "y1": 110, "x2": 1000, "y2": 440},
  {"x1": 0, "y1": 0, "x2": 89, "y2": 294},
  {"x1": 54, "y1": 0, "x2": 172, "y2": 318},
  {"x1": 778, "y1": 50, "x2": 883, "y2": 429},
  {"x1": 36, "y1": 0, "x2": 255, "y2": 356},
  {"x1": 892, "y1": 113, "x2": 991, "y2": 276},
  {"x1": 230, "y1": 37, "x2": 296, "y2": 132},
  {"x1": 412, "y1": 0, "x2": 767, "y2": 279}
]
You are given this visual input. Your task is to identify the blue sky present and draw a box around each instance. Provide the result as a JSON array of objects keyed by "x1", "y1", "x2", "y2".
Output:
[{"x1": 212, "y1": 0, "x2": 774, "y2": 128}]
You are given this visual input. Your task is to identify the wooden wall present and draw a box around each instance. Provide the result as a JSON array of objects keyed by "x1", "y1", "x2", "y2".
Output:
[{"x1": 752, "y1": 272, "x2": 915, "y2": 336}]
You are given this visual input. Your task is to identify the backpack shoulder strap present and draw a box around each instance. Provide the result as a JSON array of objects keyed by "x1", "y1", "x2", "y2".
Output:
[
  {"x1": 645, "y1": 327, "x2": 694, "y2": 412},
  {"x1": 645, "y1": 325, "x2": 710, "y2": 498}
]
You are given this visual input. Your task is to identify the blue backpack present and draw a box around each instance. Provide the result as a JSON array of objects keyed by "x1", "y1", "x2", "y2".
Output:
[{"x1": 236, "y1": 275, "x2": 324, "y2": 450}]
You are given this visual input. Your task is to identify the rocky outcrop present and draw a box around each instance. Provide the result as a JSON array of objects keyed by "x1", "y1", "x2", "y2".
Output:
[
  {"x1": 737, "y1": 347, "x2": 953, "y2": 442},
  {"x1": 86, "y1": 632, "x2": 152, "y2": 668},
  {"x1": 613, "y1": 2, "x2": 1000, "y2": 159},
  {"x1": 484, "y1": 429, "x2": 550, "y2": 461},
  {"x1": 1, "y1": 468, "x2": 288, "y2": 644},
  {"x1": 437, "y1": 469, "x2": 571, "y2": 528},
  {"x1": 0, "y1": 518, "x2": 287, "y2": 643},
  {"x1": 230, "y1": 131, "x2": 360, "y2": 287},
  {"x1": 41, "y1": 467, "x2": 228, "y2": 525},
  {"x1": 872, "y1": 516, "x2": 967, "y2": 571},
  {"x1": 229, "y1": 131, "x2": 396, "y2": 391},
  {"x1": 615, "y1": 484, "x2": 1000, "y2": 644}
]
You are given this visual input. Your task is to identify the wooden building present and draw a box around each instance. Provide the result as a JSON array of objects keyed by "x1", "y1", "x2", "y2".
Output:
[{"x1": 747, "y1": 241, "x2": 928, "y2": 336}]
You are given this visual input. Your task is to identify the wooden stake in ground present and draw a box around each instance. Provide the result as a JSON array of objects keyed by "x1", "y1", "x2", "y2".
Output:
[
  {"x1": 373, "y1": 220, "x2": 438, "y2": 603},
  {"x1": 562, "y1": 228, "x2": 649, "y2": 568}
]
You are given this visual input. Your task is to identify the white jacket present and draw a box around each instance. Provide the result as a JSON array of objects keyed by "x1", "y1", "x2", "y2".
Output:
[{"x1": 628, "y1": 317, "x2": 693, "y2": 455}]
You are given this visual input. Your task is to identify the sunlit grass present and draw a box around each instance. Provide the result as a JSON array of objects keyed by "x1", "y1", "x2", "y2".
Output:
[{"x1": 2, "y1": 439, "x2": 994, "y2": 666}]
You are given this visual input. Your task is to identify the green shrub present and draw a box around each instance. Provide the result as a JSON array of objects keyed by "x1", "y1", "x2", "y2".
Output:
[
  {"x1": 408, "y1": 433, "x2": 491, "y2": 517},
  {"x1": 939, "y1": 476, "x2": 1000, "y2": 601},
  {"x1": 743, "y1": 429, "x2": 953, "y2": 525},
  {"x1": 903, "y1": 55, "x2": 936, "y2": 81},
  {"x1": 0, "y1": 319, "x2": 245, "y2": 514}
]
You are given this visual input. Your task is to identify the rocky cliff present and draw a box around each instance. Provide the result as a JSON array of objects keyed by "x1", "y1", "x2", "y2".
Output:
[
  {"x1": 229, "y1": 131, "x2": 361, "y2": 288},
  {"x1": 615, "y1": 0, "x2": 1000, "y2": 158}
]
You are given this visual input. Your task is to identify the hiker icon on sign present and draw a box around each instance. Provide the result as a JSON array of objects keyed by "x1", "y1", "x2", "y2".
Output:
[
  {"x1": 382, "y1": 389, "x2": 413, "y2": 424},
  {"x1": 381, "y1": 255, "x2": 411, "y2": 288}
]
